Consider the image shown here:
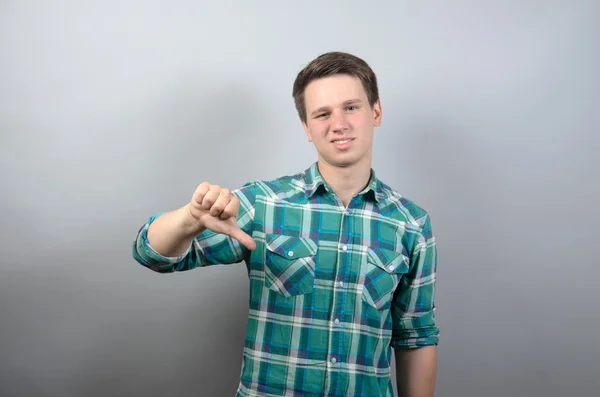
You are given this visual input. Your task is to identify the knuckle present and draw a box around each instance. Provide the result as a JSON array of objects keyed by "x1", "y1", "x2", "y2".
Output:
[
  {"x1": 223, "y1": 208, "x2": 235, "y2": 217},
  {"x1": 203, "y1": 196, "x2": 215, "y2": 205}
]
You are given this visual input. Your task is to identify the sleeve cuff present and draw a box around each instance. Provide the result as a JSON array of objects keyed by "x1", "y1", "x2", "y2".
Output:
[
  {"x1": 390, "y1": 334, "x2": 439, "y2": 349},
  {"x1": 132, "y1": 213, "x2": 192, "y2": 270},
  {"x1": 139, "y1": 225, "x2": 191, "y2": 263},
  {"x1": 391, "y1": 324, "x2": 440, "y2": 349}
]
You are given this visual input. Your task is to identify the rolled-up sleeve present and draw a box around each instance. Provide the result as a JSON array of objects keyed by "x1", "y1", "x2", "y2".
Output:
[
  {"x1": 132, "y1": 182, "x2": 257, "y2": 273},
  {"x1": 390, "y1": 214, "x2": 439, "y2": 348}
]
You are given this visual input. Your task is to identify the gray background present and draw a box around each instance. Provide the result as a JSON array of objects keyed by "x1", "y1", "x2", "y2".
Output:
[{"x1": 1, "y1": 1, "x2": 598, "y2": 396}]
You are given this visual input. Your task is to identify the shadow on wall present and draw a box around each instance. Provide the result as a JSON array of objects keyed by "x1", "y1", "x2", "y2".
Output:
[
  {"x1": 393, "y1": 116, "x2": 495, "y2": 256},
  {"x1": 389, "y1": 114, "x2": 505, "y2": 384}
]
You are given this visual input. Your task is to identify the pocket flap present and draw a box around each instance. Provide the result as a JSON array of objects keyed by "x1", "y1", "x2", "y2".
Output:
[
  {"x1": 266, "y1": 234, "x2": 317, "y2": 259},
  {"x1": 367, "y1": 247, "x2": 409, "y2": 274}
]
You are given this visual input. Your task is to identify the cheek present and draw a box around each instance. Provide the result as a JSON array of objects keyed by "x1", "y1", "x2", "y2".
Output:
[
  {"x1": 310, "y1": 124, "x2": 328, "y2": 139},
  {"x1": 349, "y1": 113, "x2": 368, "y2": 126}
]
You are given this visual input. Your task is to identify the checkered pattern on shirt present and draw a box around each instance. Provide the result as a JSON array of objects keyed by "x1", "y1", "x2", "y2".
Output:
[{"x1": 132, "y1": 163, "x2": 439, "y2": 397}]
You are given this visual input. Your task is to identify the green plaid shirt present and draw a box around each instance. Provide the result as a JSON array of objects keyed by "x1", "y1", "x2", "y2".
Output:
[{"x1": 133, "y1": 163, "x2": 439, "y2": 397}]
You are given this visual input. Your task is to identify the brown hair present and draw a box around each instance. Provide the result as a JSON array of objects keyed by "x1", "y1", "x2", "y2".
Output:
[{"x1": 292, "y1": 51, "x2": 379, "y2": 123}]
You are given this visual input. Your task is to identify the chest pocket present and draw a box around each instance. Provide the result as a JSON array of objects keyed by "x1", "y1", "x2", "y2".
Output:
[
  {"x1": 264, "y1": 234, "x2": 318, "y2": 297},
  {"x1": 362, "y1": 247, "x2": 410, "y2": 310}
]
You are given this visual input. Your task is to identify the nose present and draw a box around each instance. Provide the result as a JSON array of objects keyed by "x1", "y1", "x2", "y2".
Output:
[{"x1": 331, "y1": 109, "x2": 349, "y2": 133}]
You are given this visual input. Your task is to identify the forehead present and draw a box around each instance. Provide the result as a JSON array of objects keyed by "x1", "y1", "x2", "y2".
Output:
[{"x1": 304, "y1": 74, "x2": 367, "y2": 110}]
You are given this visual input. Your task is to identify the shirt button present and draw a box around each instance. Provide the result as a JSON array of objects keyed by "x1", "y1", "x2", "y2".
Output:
[
  {"x1": 388, "y1": 265, "x2": 395, "y2": 271},
  {"x1": 342, "y1": 245, "x2": 348, "y2": 251},
  {"x1": 338, "y1": 281, "x2": 344, "y2": 287},
  {"x1": 330, "y1": 357, "x2": 337, "y2": 364},
  {"x1": 334, "y1": 318, "x2": 340, "y2": 325},
  {"x1": 288, "y1": 251, "x2": 294, "y2": 257}
]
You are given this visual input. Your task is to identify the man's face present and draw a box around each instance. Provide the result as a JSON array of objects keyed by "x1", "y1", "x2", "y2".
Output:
[{"x1": 302, "y1": 74, "x2": 381, "y2": 169}]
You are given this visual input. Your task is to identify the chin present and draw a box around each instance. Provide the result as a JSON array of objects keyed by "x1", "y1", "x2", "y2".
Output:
[{"x1": 323, "y1": 156, "x2": 360, "y2": 168}]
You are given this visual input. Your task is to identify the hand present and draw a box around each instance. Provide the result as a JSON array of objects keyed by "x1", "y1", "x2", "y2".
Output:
[{"x1": 187, "y1": 182, "x2": 256, "y2": 251}]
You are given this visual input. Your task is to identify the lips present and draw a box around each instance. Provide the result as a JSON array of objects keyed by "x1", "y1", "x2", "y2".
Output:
[
  {"x1": 331, "y1": 137, "x2": 355, "y2": 150},
  {"x1": 332, "y1": 138, "x2": 354, "y2": 144}
]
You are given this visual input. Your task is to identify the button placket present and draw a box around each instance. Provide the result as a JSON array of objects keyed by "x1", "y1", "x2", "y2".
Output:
[{"x1": 326, "y1": 205, "x2": 348, "y2": 381}]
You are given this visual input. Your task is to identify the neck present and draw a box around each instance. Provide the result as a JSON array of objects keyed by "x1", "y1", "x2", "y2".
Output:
[{"x1": 317, "y1": 158, "x2": 372, "y2": 207}]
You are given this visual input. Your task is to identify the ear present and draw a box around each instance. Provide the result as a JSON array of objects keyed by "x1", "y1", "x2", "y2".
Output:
[
  {"x1": 372, "y1": 99, "x2": 382, "y2": 127},
  {"x1": 302, "y1": 121, "x2": 313, "y2": 142}
]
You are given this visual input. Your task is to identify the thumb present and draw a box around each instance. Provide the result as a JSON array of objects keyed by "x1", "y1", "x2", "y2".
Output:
[{"x1": 226, "y1": 224, "x2": 257, "y2": 251}]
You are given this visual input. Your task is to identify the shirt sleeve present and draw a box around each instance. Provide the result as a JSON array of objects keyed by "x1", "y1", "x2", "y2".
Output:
[
  {"x1": 390, "y1": 213, "x2": 440, "y2": 348},
  {"x1": 131, "y1": 181, "x2": 257, "y2": 273}
]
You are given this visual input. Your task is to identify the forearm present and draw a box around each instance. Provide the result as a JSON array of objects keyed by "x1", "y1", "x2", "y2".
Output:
[
  {"x1": 395, "y1": 345, "x2": 437, "y2": 397},
  {"x1": 146, "y1": 204, "x2": 205, "y2": 257}
]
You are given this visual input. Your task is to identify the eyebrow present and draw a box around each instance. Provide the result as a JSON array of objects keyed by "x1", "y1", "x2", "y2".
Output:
[{"x1": 310, "y1": 98, "x2": 364, "y2": 117}]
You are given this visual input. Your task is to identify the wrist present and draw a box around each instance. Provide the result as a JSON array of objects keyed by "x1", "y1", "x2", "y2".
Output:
[{"x1": 179, "y1": 204, "x2": 206, "y2": 237}]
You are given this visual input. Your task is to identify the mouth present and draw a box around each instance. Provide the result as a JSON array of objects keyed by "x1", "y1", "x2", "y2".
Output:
[
  {"x1": 332, "y1": 138, "x2": 354, "y2": 144},
  {"x1": 331, "y1": 137, "x2": 355, "y2": 150}
]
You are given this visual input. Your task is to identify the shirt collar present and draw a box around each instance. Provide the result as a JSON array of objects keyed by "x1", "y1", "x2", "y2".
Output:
[{"x1": 303, "y1": 162, "x2": 385, "y2": 203}]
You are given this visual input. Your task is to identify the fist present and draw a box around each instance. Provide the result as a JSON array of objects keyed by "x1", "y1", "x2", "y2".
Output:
[{"x1": 188, "y1": 182, "x2": 256, "y2": 251}]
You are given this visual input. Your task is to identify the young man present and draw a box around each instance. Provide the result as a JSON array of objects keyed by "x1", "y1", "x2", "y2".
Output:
[{"x1": 132, "y1": 52, "x2": 439, "y2": 397}]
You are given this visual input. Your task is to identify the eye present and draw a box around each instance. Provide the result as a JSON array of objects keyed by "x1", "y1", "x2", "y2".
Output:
[
  {"x1": 316, "y1": 113, "x2": 329, "y2": 119},
  {"x1": 346, "y1": 105, "x2": 358, "y2": 111}
]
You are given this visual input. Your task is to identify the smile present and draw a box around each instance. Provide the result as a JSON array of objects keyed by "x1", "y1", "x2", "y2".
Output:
[{"x1": 332, "y1": 138, "x2": 354, "y2": 144}]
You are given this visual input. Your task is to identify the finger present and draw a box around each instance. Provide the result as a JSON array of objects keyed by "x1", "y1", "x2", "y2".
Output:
[
  {"x1": 227, "y1": 225, "x2": 256, "y2": 251},
  {"x1": 192, "y1": 182, "x2": 211, "y2": 206},
  {"x1": 201, "y1": 185, "x2": 221, "y2": 211},
  {"x1": 209, "y1": 188, "x2": 231, "y2": 217},
  {"x1": 219, "y1": 195, "x2": 240, "y2": 220}
]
